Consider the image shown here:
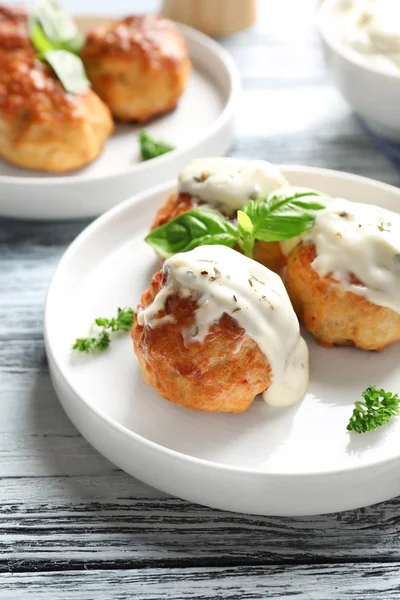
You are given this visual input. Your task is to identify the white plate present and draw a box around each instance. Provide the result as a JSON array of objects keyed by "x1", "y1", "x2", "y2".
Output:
[
  {"x1": 0, "y1": 17, "x2": 239, "y2": 221},
  {"x1": 44, "y1": 166, "x2": 400, "y2": 516}
]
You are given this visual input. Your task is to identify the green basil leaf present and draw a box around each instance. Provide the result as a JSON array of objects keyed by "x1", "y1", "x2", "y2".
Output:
[
  {"x1": 140, "y1": 131, "x2": 175, "y2": 161},
  {"x1": 243, "y1": 187, "x2": 328, "y2": 242},
  {"x1": 44, "y1": 49, "x2": 90, "y2": 94},
  {"x1": 237, "y1": 210, "x2": 254, "y2": 258},
  {"x1": 145, "y1": 208, "x2": 239, "y2": 259},
  {"x1": 29, "y1": 0, "x2": 83, "y2": 55},
  {"x1": 30, "y1": 20, "x2": 54, "y2": 55}
]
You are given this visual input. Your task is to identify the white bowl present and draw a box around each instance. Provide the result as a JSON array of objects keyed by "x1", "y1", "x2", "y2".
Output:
[
  {"x1": 317, "y1": 0, "x2": 400, "y2": 141},
  {"x1": 0, "y1": 18, "x2": 239, "y2": 221},
  {"x1": 45, "y1": 166, "x2": 400, "y2": 516}
]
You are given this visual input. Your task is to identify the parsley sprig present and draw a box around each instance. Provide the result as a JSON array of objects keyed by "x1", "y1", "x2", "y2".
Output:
[
  {"x1": 347, "y1": 386, "x2": 400, "y2": 434},
  {"x1": 140, "y1": 131, "x2": 175, "y2": 161},
  {"x1": 73, "y1": 307, "x2": 135, "y2": 353}
]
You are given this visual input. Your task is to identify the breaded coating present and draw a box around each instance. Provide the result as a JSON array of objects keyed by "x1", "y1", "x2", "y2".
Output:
[
  {"x1": 81, "y1": 15, "x2": 191, "y2": 122},
  {"x1": 132, "y1": 271, "x2": 272, "y2": 412},
  {"x1": 0, "y1": 57, "x2": 114, "y2": 172},
  {"x1": 285, "y1": 243, "x2": 400, "y2": 351},
  {"x1": 0, "y1": 6, "x2": 33, "y2": 61}
]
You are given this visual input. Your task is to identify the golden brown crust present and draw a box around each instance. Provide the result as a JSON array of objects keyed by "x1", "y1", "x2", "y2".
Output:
[
  {"x1": 0, "y1": 6, "x2": 34, "y2": 60},
  {"x1": 151, "y1": 191, "x2": 199, "y2": 230},
  {"x1": 151, "y1": 191, "x2": 286, "y2": 273},
  {"x1": 0, "y1": 57, "x2": 114, "y2": 172},
  {"x1": 285, "y1": 243, "x2": 400, "y2": 351},
  {"x1": 81, "y1": 14, "x2": 191, "y2": 122},
  {"x1": 132, "y1": 271, "x2": 272, "y2": 413}
]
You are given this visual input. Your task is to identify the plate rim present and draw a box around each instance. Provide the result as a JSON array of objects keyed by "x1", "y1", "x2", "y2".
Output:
[
  {"x1": 44, "y1": 166, "x2": 400, "y2": 478},
  {"x1": 0, "y1": 20, "x2": 240, "y2": 186}
]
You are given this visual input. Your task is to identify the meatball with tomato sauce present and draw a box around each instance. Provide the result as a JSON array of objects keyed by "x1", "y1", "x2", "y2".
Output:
[
  {"x1": 0, "y1": 57, "x2": 113, "y2": 172},
  {"x1": 81, "y1": 14, "x2": 191, "y2": 122}
]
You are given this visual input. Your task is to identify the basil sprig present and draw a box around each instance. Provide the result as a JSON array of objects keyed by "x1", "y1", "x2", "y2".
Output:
[
  {"x1": 29, "y1": 0, "x2": 83, "y2": 55},
  {"x1": 44, "y1": 50, "x2": 90, "y2": 94},
  {"x1": 29, "y1": 0, "x2": 89, "y2": 94},
  {"x1": 146, "y1": 187, "x2": 328, "y2": 259},
  {"x1": 145, "y1": 209, "x2": 239, "y2": 259},
  {"x1": 238, "y1": 188, "x2": 328, "y2": 258}
]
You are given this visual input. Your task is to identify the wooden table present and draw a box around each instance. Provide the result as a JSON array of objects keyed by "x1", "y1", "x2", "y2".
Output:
[{"x1": 2, "y1": 1, "x2": 400, "y2": 597}]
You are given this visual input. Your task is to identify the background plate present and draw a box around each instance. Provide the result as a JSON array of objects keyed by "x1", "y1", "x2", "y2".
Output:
[
  {"x1": 45, "y1": 166, "x2": 400, "y2": 516},
  {"x1": 0, "y1": 17, "x2": 239, "y2": 220}
]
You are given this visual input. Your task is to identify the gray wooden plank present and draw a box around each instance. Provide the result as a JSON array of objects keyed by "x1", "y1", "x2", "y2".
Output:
[
  {"x1": 1, "y1": 564, "x2": 400, "y2": 599},
  {"x1": 2, "y1": 473, "x2": 400, "y2": 570},
  {"x1": 2, "y1": 0, "x2": 400, "y2": 583}
]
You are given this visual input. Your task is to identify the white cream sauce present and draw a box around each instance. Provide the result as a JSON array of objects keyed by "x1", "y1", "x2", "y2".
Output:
[
  {"x1": 178, "y1": 158, "x2": 289, "y2": 216},
  {"x1": 138, "y1": 245, "x2": 309, "y2": 407},
  {"x1": 300, "y1": 197, "x2": 400, "y2": 313},
  {"x1": 337, "y1": 0, "x2": 400, "y2": 74}
]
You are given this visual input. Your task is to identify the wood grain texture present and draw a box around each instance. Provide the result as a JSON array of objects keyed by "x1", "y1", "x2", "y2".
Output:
[
  {"x1": 1, "y1": 0, "x2": 400, "y2": 596},
  {"x1": 2, "y1": 564, "x2": 400, "y2": 599},
  {"x1": 2, "y1": 476, "x2": 400, "y2": 572}
]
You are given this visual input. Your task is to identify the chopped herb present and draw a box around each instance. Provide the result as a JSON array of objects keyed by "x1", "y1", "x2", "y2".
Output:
[
  {"x1": 251, "y1": 275, "x2": 265, "y2": 285},
  {"x1": 232, "y1": 307, "x2": 242, "y2": 313},
  {"x1": 209, "y1": 276, "x2": 216, "y2": 282},
  {"x1": 139, "y1": 131, "x2": 175, "y2": 161},
  {"x1": 248, "y1": 278, "x2": 254, "y2": 287},
  {"x1": 378, "y1": 221, "x2": 391, "y2": 233},
  {"x1": 201, "y1": 270, "x2": 208, "y2": 275},
  {"x1": 347, "y1": 385, "x2": 400, "y2": 433},
  {"x1": 339, "y1": 211, "x2": 349, "y2": 218},
  {"x1": 187, "y1": 269, "x2": 196, "y2": 278},
  {"x1": 233, "y1": 295, "x2": 238, "y2": 302},
  {"x1": 191, "y1": 326, "x2": 199, "y2": 337},
  {"x1": 73, "y1": 307, "x2": 135, "y2": 353}
]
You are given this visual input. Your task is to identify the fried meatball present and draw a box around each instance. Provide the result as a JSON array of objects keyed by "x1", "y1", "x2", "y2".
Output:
[
  {"x1": 0, "y1": 57, "x2": 114, "y2": 172},
  {"x1": 133, "y1": 274, "x2": 271, "y2": 413},
  {"x1": 0, "y1": 6, "x2": 34, "y2": 62},
  {"x1": 81, "y1": 15, "x2": 191, "y2": 122},
  {"x1": 133, "y1": 245, "x2": 309, "y2": 412},
  {"x1": 285, "y1": 244, "x2": 400, "y2": 351},
  {"x1": 151, "y1": 190, "x2": 286, "y2": 273},
  {"x1": 133, "y1": 270, "x2": 272, "y2": 412}
]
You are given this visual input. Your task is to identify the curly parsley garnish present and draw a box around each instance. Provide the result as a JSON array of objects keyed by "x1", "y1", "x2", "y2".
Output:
[
  {"x1": 73, "y1": 307, "x2": 135, "y2": 353},
  {"x1": 140, "y1": 131, "x2": 175, "y2": 161},
  {"x1": 347, "y1": 386, "x2": 400, "y2": 434}
]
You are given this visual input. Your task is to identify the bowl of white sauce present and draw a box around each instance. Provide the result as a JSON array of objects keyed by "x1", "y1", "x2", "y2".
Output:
[{"x1": 317, "y1": 0, "x2": 400, "y2": 141}]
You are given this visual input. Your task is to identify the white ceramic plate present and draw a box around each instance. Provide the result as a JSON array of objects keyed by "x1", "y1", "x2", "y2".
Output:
[
  {"x1": 45, "y1": 166, "x2": 400, "y2": 516},
  {"x1": 0, "y1": 17, "x2": 239, "y2": 221}
]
